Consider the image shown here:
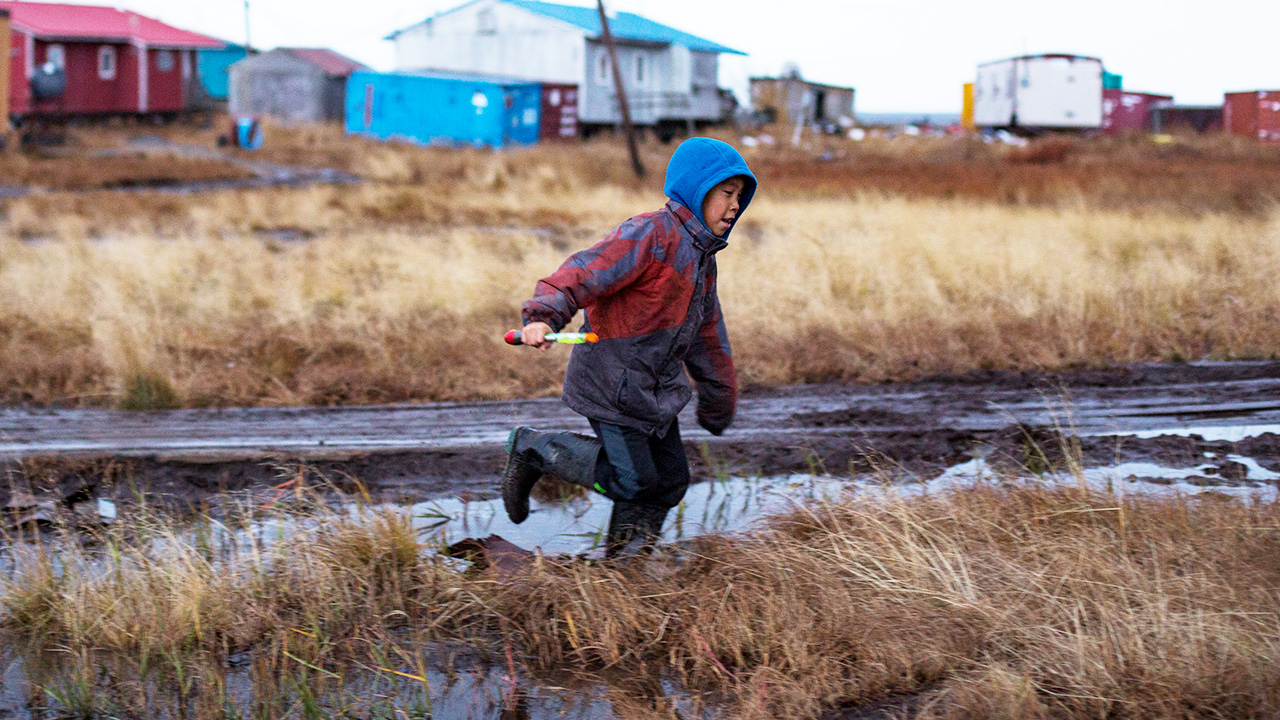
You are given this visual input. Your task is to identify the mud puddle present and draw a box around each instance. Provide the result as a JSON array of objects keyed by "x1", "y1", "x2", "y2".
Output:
[
  {"x1": 408, "y1": 474, "x2": 844, "y2": 556},
  {"x1": 0, "y1": 137, "x2": 359, "y2": 201},
  {"x1": 8, "y1": 360, "x2": 1280, "y2": 510}
]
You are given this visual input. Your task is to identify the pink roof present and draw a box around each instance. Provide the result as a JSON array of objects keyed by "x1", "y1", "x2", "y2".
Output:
[
  {"x1": 283, "y1": 48, "x2": 367, "y2": 77},
  {"x1": 0, "y1": 1, "x2": 224, "y2": 48}
]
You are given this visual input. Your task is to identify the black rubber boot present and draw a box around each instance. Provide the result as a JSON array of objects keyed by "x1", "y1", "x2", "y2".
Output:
[
  {"x1": 604, "y1": 501, "x2": 670, "y2": 559},
  {"x1": 501, "y1": 427, "x2": 544, "y2": 525},
  {"x1": 502, "y1": 428, "x2": 603, "y2": 524}
]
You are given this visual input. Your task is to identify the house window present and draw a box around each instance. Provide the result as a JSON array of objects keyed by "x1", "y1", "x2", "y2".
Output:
[
  {"x1": 98, "y1": 46, "x2": 117, "y2": 80},
  {"x1": 598, "y1": 53, "x2": 611, "y2": 84},
  {"x1": 635, "y1": 55, "x2": 645, "y2": 84},
  {"x1": 477, "y1": 8, "x2": 496, "y2": 35},
  {"x1": 45, "y1": 44, "x2": 65, "y2": 70},
  {"x1": 155, "y1": 49, "x2": 175, "y2": 72}
]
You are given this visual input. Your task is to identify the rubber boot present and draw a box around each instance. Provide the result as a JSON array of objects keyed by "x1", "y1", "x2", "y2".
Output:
[
  {"x1": 605, "y1": 501, "x2": 670, "y2": 559},
  {"x1": 502, "y1": 427, "x2": 602, "y2": 524},
  {"x1": 537, "y1": 432, "x2": 604, "y2": 491},
  {"x1": 501, "y1": 427, "x2": 544, "y2": 525}
]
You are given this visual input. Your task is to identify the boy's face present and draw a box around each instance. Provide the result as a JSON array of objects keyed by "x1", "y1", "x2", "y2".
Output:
[{"x1": 701, "y1": 176, "x2": 746, "y2": 237}]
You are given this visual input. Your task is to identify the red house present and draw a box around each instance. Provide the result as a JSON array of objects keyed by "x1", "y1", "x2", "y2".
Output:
[{"x1": 2, "y1": 1, "x2": 222, "y2": 120}]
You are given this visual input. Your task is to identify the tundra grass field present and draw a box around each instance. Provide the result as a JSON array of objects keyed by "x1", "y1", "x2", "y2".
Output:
[
  {"x1": 1, "y1": 124, "x2": 1279, "y2": 409},
  {"x1": 3, "y1": 481, "x2": 1278, "y2": 718},
  {"x1": 3, "y1": 124, "x2": 1280, "y2": 718}
]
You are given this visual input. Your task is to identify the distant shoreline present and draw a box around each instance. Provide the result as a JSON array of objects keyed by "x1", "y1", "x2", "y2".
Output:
[{"x1": 857, "y1": 112, "x2": 961, "y2": 126}]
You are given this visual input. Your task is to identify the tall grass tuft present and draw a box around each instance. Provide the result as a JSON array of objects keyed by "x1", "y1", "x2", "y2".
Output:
[{"x1": 120, "y1": 371, "x2": 182, "y2": 410}]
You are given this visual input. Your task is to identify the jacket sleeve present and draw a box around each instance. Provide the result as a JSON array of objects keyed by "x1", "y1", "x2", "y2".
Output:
[
  {"x1": 522, "y1": 217, "x2": 656, "y2": 331},
  {"x1": 684, "y1": 263, "x2": 738, "y2": 435}
]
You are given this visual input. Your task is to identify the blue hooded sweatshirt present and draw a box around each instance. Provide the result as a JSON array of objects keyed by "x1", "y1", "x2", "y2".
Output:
[{"x1": 663, "y1": 138, "x2": 757, "y2": 239}]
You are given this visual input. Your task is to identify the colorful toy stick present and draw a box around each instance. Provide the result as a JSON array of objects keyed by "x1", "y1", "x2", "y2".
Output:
[{"x1": 504, "y1": 330, "x2": 599, "y2": 346}]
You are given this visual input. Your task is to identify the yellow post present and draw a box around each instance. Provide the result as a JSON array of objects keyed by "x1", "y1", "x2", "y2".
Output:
[{"x1": 961, "y1": 83, "x2": 975, "y2": 131}]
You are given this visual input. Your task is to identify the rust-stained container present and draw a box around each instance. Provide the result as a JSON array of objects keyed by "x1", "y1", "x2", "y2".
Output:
[
  {"x1": 1101, "y1": 89, "x2": 1172, "y2": 134},
  {"x1": 539, "y1": 83, "x2": 578, "y2": 141},
  {"x1": 1224, "y1": 91, "x2": 1280, "y2": 143}
]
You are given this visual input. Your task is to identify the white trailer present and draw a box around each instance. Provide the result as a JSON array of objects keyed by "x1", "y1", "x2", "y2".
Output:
[{"x1": 973, "y1": 54, "x2": 1103, "y2": 130}]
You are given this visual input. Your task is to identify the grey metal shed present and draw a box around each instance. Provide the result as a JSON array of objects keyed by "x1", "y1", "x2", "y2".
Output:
[{"x1": 228, "y1": 47, "x2": 366, "y2": 123}]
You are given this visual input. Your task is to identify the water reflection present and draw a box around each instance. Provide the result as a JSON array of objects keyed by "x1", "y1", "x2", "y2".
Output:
[{"x1": 408, "y1": 474, "x2": 847, "y2": 556}]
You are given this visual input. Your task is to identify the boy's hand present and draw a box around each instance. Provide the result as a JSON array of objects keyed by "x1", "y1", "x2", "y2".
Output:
[{"x1": 521, "y1": 322, "x2": 555, "y2": 350}]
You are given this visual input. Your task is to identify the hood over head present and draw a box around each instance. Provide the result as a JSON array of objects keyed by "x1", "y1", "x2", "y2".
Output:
[{"x1": 663, "y1": 138, "x2": 757, "y2": 239}]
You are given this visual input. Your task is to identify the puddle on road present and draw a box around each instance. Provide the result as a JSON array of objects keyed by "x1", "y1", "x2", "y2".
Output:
[
  {"x1": 410, "y1": 474, "x2": 846, "y2": 556},
  {"x1": 925, "y1": 457, "x2": 1280, "y2": 503},
  {"x1": 1094, "y1": 423, "x2": 1280, "y2": 442}
]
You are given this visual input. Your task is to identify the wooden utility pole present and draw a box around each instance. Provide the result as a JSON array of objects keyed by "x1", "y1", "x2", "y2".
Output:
[{"x1": 596, "y1": 0, "x2": 644, "y2": 178}]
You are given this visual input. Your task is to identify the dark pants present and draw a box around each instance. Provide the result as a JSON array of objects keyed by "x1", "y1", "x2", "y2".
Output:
[{"x1": 587, "y1": 417, "x2": 691, "y2": 510}]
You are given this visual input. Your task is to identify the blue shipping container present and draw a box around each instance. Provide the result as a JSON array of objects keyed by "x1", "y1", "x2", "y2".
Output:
[{"x1": 346, "y1": 71, "x2": 542, "y2": 148}]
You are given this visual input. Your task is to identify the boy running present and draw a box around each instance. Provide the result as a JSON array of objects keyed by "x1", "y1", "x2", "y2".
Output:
[{"x1": 503, "y1": 137, "x2": 756, "y2": 558}]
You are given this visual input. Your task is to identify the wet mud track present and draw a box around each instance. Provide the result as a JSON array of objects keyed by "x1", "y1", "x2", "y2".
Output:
[{"x1": 2, "y1": 360, "x2": 1280, "y2": 506}]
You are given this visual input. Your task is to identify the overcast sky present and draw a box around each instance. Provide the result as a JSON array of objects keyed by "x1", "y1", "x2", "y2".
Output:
[{"x1": 53, "y1": 0, "x2": 1280, "y2": 112}]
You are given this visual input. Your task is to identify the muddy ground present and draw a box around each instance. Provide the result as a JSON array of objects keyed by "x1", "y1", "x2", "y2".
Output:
[{"x1": 2, "y1": 360, "x2": 1278, "y2": 510}]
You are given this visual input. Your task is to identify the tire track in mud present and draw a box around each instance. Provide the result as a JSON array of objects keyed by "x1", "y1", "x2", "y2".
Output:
[{"x1": 2, "y1": 361, "x2": 1280, "y2": 507}]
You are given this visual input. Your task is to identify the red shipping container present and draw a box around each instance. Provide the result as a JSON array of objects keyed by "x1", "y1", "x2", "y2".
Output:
[
  {"x1": 539, "y1": 83, "x2": 578, "y2": 142},
  {"x1": 1101, "y1": 89, "x2": 1173, "y2": 134},
  {"x1": 1224, "y1": 91, "x2": 1280, "y2": 143}
]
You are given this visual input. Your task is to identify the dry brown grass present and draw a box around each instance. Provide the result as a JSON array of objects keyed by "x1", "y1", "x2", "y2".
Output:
[
  {"x1": 2, "y1": 492, "x2": 446, "y2": 716},
  {"x1": 2, "y1": 126, "x2": 1280, "y2": 407},
  {"x1": 473, "y1": 483, "x2": 1280, "y2": 719},
  {"x1": 3, "y1": 482, "x2": 1277, "y2": 717},
  {"x1": 750, "y1": 131, "x2": 1280, "y2": 215},
  {"x1": 2, "y1": 194, "x2": 1278, "y2": 407}
]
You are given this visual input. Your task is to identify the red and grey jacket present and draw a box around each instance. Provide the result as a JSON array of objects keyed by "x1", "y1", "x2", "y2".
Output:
[{"x1": 522, "y1": 199, "x2": 737, "y2": 436}]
